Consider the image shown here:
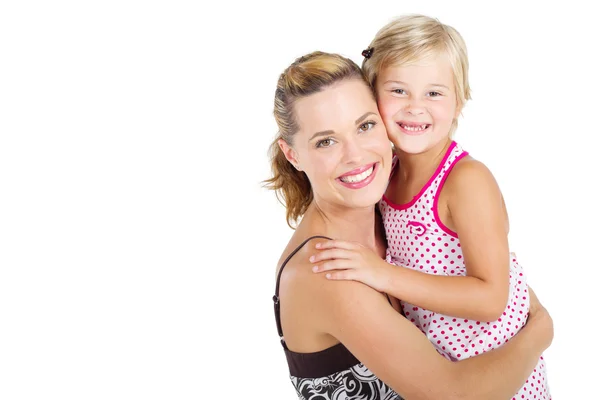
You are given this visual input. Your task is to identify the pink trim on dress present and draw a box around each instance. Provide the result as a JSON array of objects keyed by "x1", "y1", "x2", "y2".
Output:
[
  {"x1": 432, "y1": 151, "x2": 469, "y2": 238},
  {"x1": 382, "y1": 141, "x2": 458, "y2": 211}
]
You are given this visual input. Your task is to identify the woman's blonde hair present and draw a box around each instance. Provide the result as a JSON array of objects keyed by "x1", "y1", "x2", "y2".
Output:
[
  {"x1": 362, "y1": 14, "x2": 471, "y2": 136},
  {"x1": 264, "y1": 51, "x2": 370, "y2": 228}
]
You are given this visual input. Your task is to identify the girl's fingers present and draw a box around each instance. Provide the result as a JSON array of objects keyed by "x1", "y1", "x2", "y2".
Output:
[
  {"x1": 309, "y1": 248, "x2": 352, "y2": 263},
  {"x1": 325, "y1": 269, "x2": 357, "y2": 281},
  {"x1": 314, "y1": 240, "x2": 357, "y2": 251},
  {"x1": 313, "y1": 260, "x2": 352, "y2": 273}
]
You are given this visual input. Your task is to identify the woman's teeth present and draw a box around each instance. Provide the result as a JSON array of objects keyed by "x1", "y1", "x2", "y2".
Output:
[{"x1": 340, "y1": 165, "x2": 374, "y2": 183}]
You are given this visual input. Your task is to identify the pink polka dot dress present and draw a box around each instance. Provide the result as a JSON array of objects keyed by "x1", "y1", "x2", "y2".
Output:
[{"x1": 378, "y1": 141, "x2": 550, "y2": 399}]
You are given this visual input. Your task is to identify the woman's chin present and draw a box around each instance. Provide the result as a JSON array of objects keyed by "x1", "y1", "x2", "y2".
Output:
[{"x1": 343, "y1": 189, "x2": 387, "y2": 209}]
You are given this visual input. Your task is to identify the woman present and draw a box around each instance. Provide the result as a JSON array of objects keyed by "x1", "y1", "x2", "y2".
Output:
[{"x1": 265, "y1": 51, "x2": 553, "y2": 400}]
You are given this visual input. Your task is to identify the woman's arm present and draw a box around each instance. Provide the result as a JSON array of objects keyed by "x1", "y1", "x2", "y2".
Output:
[{"x1": 317, "y1": 278, "x2": 552, "y2": 400}]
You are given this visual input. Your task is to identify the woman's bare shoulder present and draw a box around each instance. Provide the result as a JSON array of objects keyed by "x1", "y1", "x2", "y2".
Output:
[{"x1": 275, "y1": 236, "x2": 331, "y2": 278}]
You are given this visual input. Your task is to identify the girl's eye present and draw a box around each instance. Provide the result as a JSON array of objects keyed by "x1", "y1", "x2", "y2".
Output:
[
  {"x1": 428, "y1": 91, "x2": 442, "y2": 97},
  {"x1": 316, "y1": 138, "x2": 334, "y2": 148},
  {"x1": 392, "y1": 89, "x2": 406, "y2": 95},
  {"x1": 359, "y1": 121, "x2": 376, "y2": 132}
]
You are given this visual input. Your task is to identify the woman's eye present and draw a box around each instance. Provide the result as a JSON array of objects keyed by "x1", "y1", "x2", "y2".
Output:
[
  {"x1": 316, "y1": 138, "x2": 334, "y2": 148},
  {"x1": 359, "y1": 121, "x2": 376, "y2": 132}
]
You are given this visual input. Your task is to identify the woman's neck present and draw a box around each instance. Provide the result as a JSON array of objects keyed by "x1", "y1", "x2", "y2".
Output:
[{"x1": 299, "y1": 200, "x2": 380, "y2": 251}]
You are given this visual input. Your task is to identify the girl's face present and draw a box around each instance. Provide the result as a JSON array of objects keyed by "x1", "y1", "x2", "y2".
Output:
[
  {"x1": 375, "y1": 54, "x2": 459, "y2": 155},
  {"x1": 279, "y1": 79, "x2": 393, "y2": 211}
]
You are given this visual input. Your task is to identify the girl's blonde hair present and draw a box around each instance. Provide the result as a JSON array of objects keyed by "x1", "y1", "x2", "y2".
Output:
[
  {"x1": 264, "y1": 51, "x2": 370, "y2": 228},
  {"x1": 362, "y1": 14, "x2": 471, "y2": 136}
]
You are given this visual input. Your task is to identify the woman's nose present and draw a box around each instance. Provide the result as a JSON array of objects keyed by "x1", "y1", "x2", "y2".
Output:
[{"x1": 342, "y1": 137, "x2": 364, "y2": 164}]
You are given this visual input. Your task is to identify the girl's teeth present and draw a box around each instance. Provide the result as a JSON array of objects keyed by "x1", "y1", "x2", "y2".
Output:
[
  {"x1": 340, "y1": 166, "x2": 374, "y2": 183},
  {"x1": 403, "y1": 124, "x2": 428, "y2": 131}
]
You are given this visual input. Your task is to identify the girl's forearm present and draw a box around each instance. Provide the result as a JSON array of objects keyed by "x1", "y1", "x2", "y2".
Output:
[{"x1": 385, "y1": 267, "x2": 506, "y2": 321}]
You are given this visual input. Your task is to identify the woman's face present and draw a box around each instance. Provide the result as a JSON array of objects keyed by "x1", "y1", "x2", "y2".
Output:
[{"x1": 280, "y1": 79, "x2": 393, "y2": 211}]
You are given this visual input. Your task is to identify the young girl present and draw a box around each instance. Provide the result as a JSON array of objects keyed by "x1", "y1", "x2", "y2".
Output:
[{"x1": 309, "y1": 14, "x2": 550, "y2": 400}]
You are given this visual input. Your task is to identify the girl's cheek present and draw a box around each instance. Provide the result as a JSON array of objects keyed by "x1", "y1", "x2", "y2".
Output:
[
  {"x1": 377, "y1": 98, "x2": 398, "y2": 118},
  {"x1": 376, "y1": 104, "x2": 389, "y2": 121}
]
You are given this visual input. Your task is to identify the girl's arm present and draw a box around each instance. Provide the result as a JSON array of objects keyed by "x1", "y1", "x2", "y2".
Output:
[
  {"x1": 424, "y1": 158, "x2": 510, "y2": 320},
  {"x1": 316, "y1": 276, "x2": 552, "y2": 400},
  {"x1": 311, "y1": 159, "x2": 510, "y2": 322}
]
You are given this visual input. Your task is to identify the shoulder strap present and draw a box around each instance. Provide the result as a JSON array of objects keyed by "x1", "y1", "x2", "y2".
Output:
[
  {"x1": 428, "y1": 141, "x2": 469, "y2": 197},
  {"x1": 273, "y1": 236, "x2": 331, "y2": 346}
]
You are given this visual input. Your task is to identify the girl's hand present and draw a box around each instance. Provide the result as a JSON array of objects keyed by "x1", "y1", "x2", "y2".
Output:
[{"x1": 310, "y1": 240, "x2": 394, "y2": 293}]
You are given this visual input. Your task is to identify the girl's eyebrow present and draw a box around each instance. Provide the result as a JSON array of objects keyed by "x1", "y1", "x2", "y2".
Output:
[
  {"x1": 383, "y1": 80, "x2": 449, "y2": 90},
  {"x1": 383, "y1": 80, "x2": 407, "y2": 85}
]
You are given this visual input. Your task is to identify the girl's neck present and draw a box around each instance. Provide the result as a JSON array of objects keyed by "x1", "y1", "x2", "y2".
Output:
[{"x1": 395, "y1": 138, "x2": 453, "y2": 182}]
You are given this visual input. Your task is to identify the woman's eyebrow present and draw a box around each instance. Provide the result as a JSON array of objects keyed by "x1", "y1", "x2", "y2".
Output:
[
  {"x1": 309, "y1": 130, "x2": 334, "y2": 141},
  {"x1": 355, "y1": 112, "x2": 377, "y2": 124},
  {"x1": 309, "y1": 112, "x2": 377, "y2": 141}
]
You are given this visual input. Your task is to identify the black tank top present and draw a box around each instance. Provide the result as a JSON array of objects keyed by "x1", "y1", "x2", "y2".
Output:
[{"x1": 273, "y1": 236, "x2": 402, "y2": 399}]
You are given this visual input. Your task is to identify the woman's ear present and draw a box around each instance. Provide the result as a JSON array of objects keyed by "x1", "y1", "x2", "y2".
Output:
[{"x1": 278, "y1": 139, "x2": 302, "y2": 171}]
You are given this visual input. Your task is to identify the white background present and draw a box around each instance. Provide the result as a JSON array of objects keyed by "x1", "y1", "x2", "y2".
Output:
[{"x1": 1, "y1": 1, "x2": 598, "y2": 399}]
